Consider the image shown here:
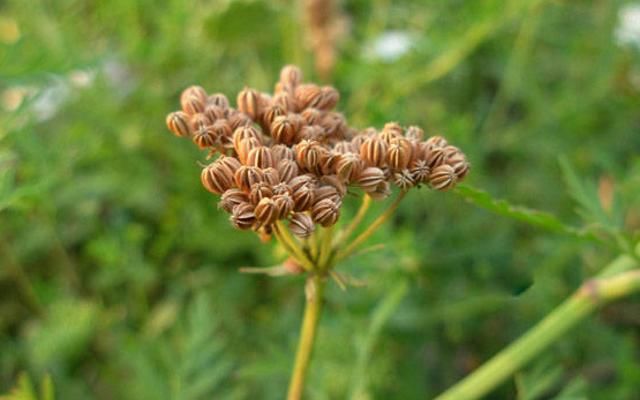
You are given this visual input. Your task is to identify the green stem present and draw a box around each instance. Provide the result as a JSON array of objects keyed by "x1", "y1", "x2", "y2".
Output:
[
  {"x1": 335, "y1": 191, "x2": 406, "y2": 262},
  {"x1": 338, "y1": 194, "x2": 372, "y2": 244},
  {"x1": 274, "y1": 221, "x2": 315, "y2": 271},
  {"x1": 287, "y1": 275, "x2": 326, "y2": 400},
  {"x1": 436, "y1": 250, "x2": 640, "y2": 400}
]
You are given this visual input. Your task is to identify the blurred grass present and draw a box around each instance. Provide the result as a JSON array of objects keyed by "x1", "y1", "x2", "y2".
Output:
[{"x1": 1, "y1": 0, "x2": 640, "y2": 399}]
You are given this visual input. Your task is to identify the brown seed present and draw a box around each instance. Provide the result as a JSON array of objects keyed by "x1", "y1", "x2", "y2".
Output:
[
  {"x1": 237, "y1": 87, "x2": 261, "y2": 120},
  {"x1": 333, "y1": 140, "x2": 355, "y2": 154},
  {"x1": 320, "y1": 175, "x2": 347, "y2": 197},
  {"x1": 336, "y1": 152, "x2": 363, "y2": 182},
  {"x1": 193, "y1": 126, "x2": 218, "y2": 149},
  {"x1": 207, "y1": 93, "x2": 229, "y2": 109},
  {"x1": 234, "y1": 166, "x2": 265, "y2": 192},
  {"x1": 387, "y1": 137, "x2": 413, "y2": 170},
  {"x1": 271, "y1": 144, "x2": 295, "y2": 163},
  {"x1": 211, "y1": 119, "x2": 232, "y2": 142},
  {"x1": 254, "y1": 197, "x2": 279, "y2": 229},
  {"x1": 280, "y1": 65, "x2": 303, "y2": 88},
  {"x1": 295, "y1": 140, "x2": 324, "y2": 172},
  {"x1": 314, "y1": 185, "x2": 341, "y2": 204},
  {"x1": 301, "y1": 108, "x2": 323, "y2": 125},
  {"x1": 289, "y1": 212, "x2": 315, "y2": 238},
  {"x1": 246, "y1": 146, "x2": 274, "y2": 168},
  {"x1": 445, "y1": 151, "x2": 470, "y2": 180},
  {"x1": 249, "y1": 182, "x2": 273, "y2": 205},
  {"x1": 219, "y1": 188, "x2": 249, "y2": 213},
  {"x1": 190, "y1": 113, "x2": 211, "y2": 131},
  {"x1": 262, "y1": 104, "x2": 286, "y2": 127},
  {"x1": 351, "y1": 132, "x2": 372, "y2": 149},
  {"x1": 230, "y1": 202, "x2": 256, "y2": 230},
  {"x1": 295, "y1": 84, "x2": 322, "y2": 109},
  {"x1": 271, "y1": 115, "x2": 299, "y2": 145},
  {"x1": 232, "y1": 125, "x2": 262, "y2": 150},
  {"x1": 234, "y1": 137, "x2": 260, "y2": 164},
  {"x1": 393, "y1": 169, "x2": 415, "y2": 191},
  {"x1": 228, "y1": 111, "x2": 253, "y2": 130},
  {"x1": 409, "y1": 159, "x2": 431, "y2": 184},
  {"x1": 380, "y1": 122, "x2": 403, "y2": 143},
  {"x1": 272, "y1": 182, "x2": 291, "y2": 196},
  {"x1": 311, "y1": 198, "x2": 340, "y2": 227},
  {"x1": 288, "y1": 174, "x2": 315, "y2": 192},
  {"x1": 425, "y1": 146, "x2": 446, "y2": 168},
  {"x1": 360, "y1": 136, "x2": 388, "y2": 167},
  {"x1": 204, "y1": 104, "x2": 226, "y2": 121},
  {"x1": 356, "y1": 167, "x2": 385, "y2": 191},
  {"x1": 272, "y1": 91, "x2": 297, "y2": 112},
  {"x1": 262, "y1": 167, "x2": 281, "y2": 186},
  {"x1": 405, "y1": 125, "x2": 424, "y2": 141},
  {"x1": 218, "y1": 155, "x2": 242, "y2": 174},
  {"x1": 166, "y1": 111, "x2": 191, "y2": 137},
  {"x1": 277, "y1": 159, "x2": 300, "y2": 183},
  {"x1": 181, "y1": 85, "x2": 207, "y2": 104},
  {"x1": 319, "y1": 151, "x2": 341, "y2": 175},
  {"x1": 320, "y1": 112, "x2": 347, "y2": 138},
  {"x1": 273, "y1": 193, "x2": 294, "y2": 218},
  {"x1": 181, "y1": 94, "x2": 205, "y2": 115},
  {"x1": 425, "y1": 135, "x2": 448, "y2": 149},
  {"x1": 299, "y1": 125, "x2": 326, "y2": 142},
  {"x1": 317, "y1": 86, "x2": 340, "y2": 110},
  {"x1": 291, "y1": 183, "x2": 315, "y2": 212},
  {"x1": 429, "y1": 164, "x2": 457, "y2": 191},
  {"x1": 201, "y1": 159, "x2": 236, "y2": 195}
]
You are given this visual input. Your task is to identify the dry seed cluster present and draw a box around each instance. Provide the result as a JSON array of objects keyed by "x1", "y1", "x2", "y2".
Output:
[{"x1": 166, "y1": 65, "x2": 469, "y2": 238}]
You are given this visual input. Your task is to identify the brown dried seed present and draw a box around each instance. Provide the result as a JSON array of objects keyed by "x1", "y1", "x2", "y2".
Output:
[
  {"x1": 289, "y1": 212, "x2": 315, "y2": 238},
  {"x1": 234, "y1": 166, "x2": 265, "y2": 192},
  {"x1": 254, "y1": 197, "x2": 279, "y2": 229},
  {"x1": 219, "y1": 188, "x2": 249, "y2": 213},
  {"x1": 334, "y1": 140, "x2": 355, "y2": 154},
  {"x1": 409, "y1": 159, "x2": 431, "y2": 184},
  {"x1": 308, "y1": 86, "x2": 339, "y2": 110},
  {"x1": 218, "y1": 155, "x2": 242, "y2": 174},
  {"x1": 429, "y1": 164, "x2": 457, "y2": 191},
  {"x1": 211, "y1": 119, "x2": 232, "y2": 142},
  {"x1": 230, "y1": 202, "x2": 256, "y2": 230},
  {"x1": 299, "y1": 125, "x2": 326, "y2": 142},
  {"x1": 271, "y1": 115, "x2": 299, "y2": 145},
  {"x1": 356, "y1": 167, "x2": 385, "y2": 191},
  {"x1": 262, "y1": 104, "x2": 286, "y2": 127},
  {"x1": 228, "y1": 111, "x2": 253, "y2": 130},
  {"x1": 272, "y1": 91, "x2": 297, "y2": 112},
  {"x1": 288, "y1": 174, "x2": 315, "y2": 192},
  {"x1": 271, "y1": 144, "x2": 295, "y2": 163},
  {"x1": 336, "y1": 152, "x2": 363, "y2": 182},
  {"x1": 445, "y1": 151, "x2": 470, "y2": 180},
  {"x1": 425, "y1": 146, "x2": 446, "y2": 168},
  {"x1": 207, "y1": 93, "x2": 229, "y2": 109},
  {"x1": 190, "y1": 113, "x2": 211, "y2": 131},
  {"x1": 295, "y1": 140, "x2": 323, "y2": 172},
  {"x1": 314, "y1": 185, "x2": 341, "y2": 204},
  {"x1": 311, "y1": 198, "x2": 340, "y2": 227},
  {"x1": 360, "y1": 136, "x2": 388, "y2": 167},
  {"x1": 291, "y1": 184, "x2": 315, "y2": 212},
  {"x1": 393, "y1": 169, "x2": 415, "y2": 191},
  {"x1": 246, "y1": 146, "x2": 274, "y2": 168},
  {"x1": 193, "y1": 126, "x2": 218, "y2": 149},
  {"x1": 320, "y1": 112, "x2": 347, "y2": 138},
  {"x1": 232, "y1": 125, "x2": 262, "y2": 150},
  {"x1": 273, "y1": 193, "x2": 294, "y2": 218},
  {"x1": 295, "y1": 84, "x2": 322, "y2": 109},
  {"x1": 405, "y1": 125, "x2": 424, "y2": 141},
  {"x1": 181, "y1": 94, "x2": 205, "y2": 115},
  {"x1": 237, "y1": 87, "x2": 261, "y2": 120},
  {"x1": 262, "y1": 167, "x2": 281, "y2": 186},
  {"x1": 204, "y1": 104, "x2": 226, "y2": 121},
  {"x1": 301, "y1": 108, "x2": 323, "y2": 125},
  {"x1": 380, "y1": 122, "x2": 404, "y2": 143},
  {"x1": 181, "y1": 85, "x2": 207, "y2": 104},
  {"x1": 387, "y1": 137, "x2": 413, "y2": 170},
  {"x1": 319, "y1": 151, "x2": 341, "y2": 175},
  {"x1": 280, "y1": 65, "x2": 303, "y2": 88},
  {"x1": 166, "y1": 111, "x2": 191, "y2": 137},
  {"x1": 277, "y1": 159, "x2": 300, "y2": 183},
  {"x1": 201, "y1": 160, "x2": 235, "y2": 195},
  {"x1": 249, "y1": 182, "x2": 273, "y2": 205},
  {"x1": 425, "y1": 135, "x2": 448, "y2": 149}
]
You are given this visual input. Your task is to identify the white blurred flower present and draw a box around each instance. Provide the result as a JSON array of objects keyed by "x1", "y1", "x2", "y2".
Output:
[
  {"x1": 616, "y1": 4, "x2": 640, "y2": 48},
  {"x1": 365, "y1": 30, "x2": 414, "y2": 62}
]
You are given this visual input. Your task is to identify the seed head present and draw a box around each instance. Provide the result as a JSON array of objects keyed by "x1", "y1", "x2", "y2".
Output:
[
  {"x1": 387, "y1": 137, "x2": 413, "y2": 170},
  {"x1": 295, "y1": 84, "x2": 322, "y2": 110},
  {"x1": 277, "y1": 159, "x2": 300, "y2": 183},
  {"x1": 429, "y1": 164, "x2": 457, "y2": 191},
  {"x1": 254, "y1": 197, "x2": 279, "y2": 229},
  {"x1": 219, "y1": 188, "x2": 249, "y2": 213},
  {"x1": 193, "y1": 126, "x2": 218, "y2": 149},
  {"x1": 280, "y1": 65, "x2": 303, "y2": 88},
  {"x1": 289, "y1": 212, "x2": 315, "y2": 238},
  {"x1": 356, "y1": 167, "x2": 385, "y2": 191},
  {"x1": 207, "y1": 93, "x2": 229, "y2": 109},
  {"x1": 311, "y1": 198, "x2": 340, "y2": 227},
  {"x1": 166, "y1": 111, "x2": 191, "y2": 138},
  {"x1": 237, "y1": 87, "x2": 261, "y2": 120},
  {"x1": 273, "y1": 193, "x2": 294, "y2": 218},
  {"x1": 230, "y1": 202, "x2": 256, "y2": 230},
  {"x1": 204, "y1": 104, "x2": 226, "y2": 121},
  {"x1": 360, "y1": 136, "x2": 388, "y2": 167},
  {"x1": 249, "y1": 182, "x2": 273, "y2": 205},
  {"x1": 247, "y1": 146, "x2": 274, "y2": 169},
  {"x1": 271, "y1": 115, "x2": 300, "y2": 145},
  {"x1": 234, "y1": 166, "x2": 265, "y2": 193}
]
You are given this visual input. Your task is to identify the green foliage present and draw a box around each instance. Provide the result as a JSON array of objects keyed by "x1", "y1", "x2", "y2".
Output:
[
  {"x1": 0, "y1": 374, "x2": 54, "y2": 400},
  {"x1": 1, "y1": 0, "x2": 639, "y2": 399}
]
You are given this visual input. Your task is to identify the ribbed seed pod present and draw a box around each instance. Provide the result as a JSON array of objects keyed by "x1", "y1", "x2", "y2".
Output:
[
  {"x1": 288, "y1": 174, "x2": 315, "y2": 192},
  {"x1": 336, "y1": 152, "x2": 363, "y2": 182},
  {"x1": 446, "y1": 152, "x2": 470, "y2": 180},
  {"x1": 425, "y1": 135, "x2": 448, "y2": 149},
  {"x1": 262, "y1": 104, "x2": 286, "y2": 127},
  {"x1": 360, "y1": 136, "x2": 388, "y2": 167},
  {"x1": 207, "y1": 93, "x2": 229, "y2": 109},
  {"x1": 295, "y1": 140, "x2": 323, "y2": 171},
  {"x1": 181, "y1": 85, "x2": 207, "y2": 104},
  {"x1": 190, "y1": 113, "x2": 211, "y2": 131},
  {"x1": 311, "y1": 198, "x2": 340, "y2": 227},
  {"x1": 289, "y1": 212, "x2": 315, "y2": 238},
  {"x1": 232, "y1": 125, "x2": 261, "y2": 150},
  {"x1": 405, "y1": 125, "x2": 424, "y2": 141},
  {"x1": 204, "y1": 104, "x2": 226, "y2": 121},
  {"x1": 181, "y1": 94, "x2": 205, "y2": 115},
  {"x1": 272, "y1": 182, "x2": 291, "y2": 195},
  {"x1": 234, "y1": 166, "x2": 265, "y2": 193},
  {"x1": 280, "y1": 65, "x2": 303, "y2": 88},
  {"x1": 429, "y1": 164, "x2": 457, "y2": 191},
  {"x1": 166, "y1": 111, "x2": 191, "y2": 137},
  {"x1": 277, "y1": 159, "x2": 299, "y2": 183},
  {"x1": 230, "y1": 202, "x2": 256, "y2": 230},
  {"x1": 368, "y1": 181, "x2": 391, "y2": 200},
  {"x1": 273, "y1": 91, "x2": 297, "y2": 112},
  {"x1": 333, "y1": 140, "x2": 355, "y2": 154},
  {"x1": 219, "y1": 188, "x2": 248, "y2": 213},
  {"x1": 299, "y1": 125, "x2": 326, "y2": 142},
  {"x1": 291, "y1": 183, "x2": 315, "y2": 212},
  {"x1": 271, "y1": 115, "x2": 299, "y2": 145},
  {"x1": 254, "y1": 197, "x2": 279, "y2": 229},
  {"x1": 201, "y1": 161, "x2": 235, "y2": 195},
  {"x1": 271, "y1": 144, "x2": 295, "y2": 163},
  {"x1": 380, "y1": 122, "x2": 403, "y2": 143},
  {"x1": 237, "y1": 87, "x2": 261, "y2": 120},
  {"x1": 262, "y1": 167, "x2": 280, "y2": 186},
  {"x1": 228, "y1": 112, "x2": 252, "y2": 130},
  {"x1": 314, "y1": 185, "x2": 341, "y2": 204},
  {"x1": 193, "y1": 126, "x2": 218, "y2": 149},
  {"x1": 235, "y1": 137, "x2": 261, "y2": 165},
  {"x1": 295, "y1": 84, "x2": 322, "y2": 109},
  {"x1": 425, "y1": 146, "x2": 446, "y2": 168},
  {"x1": 351, "y1": 131, "x2": 371, "y2": 149},
  {"x1": 218, "y1": 155, "x2": 242, "y2": 175},
  {"x1": 320, "y1": 175, "x2": 347, "y2": 197},
  {"x1": 246, "y1": 146, "x2": 274, "y2": 168},
  {"x1": 409, "y1": 159, "x2": 431, "y2": 184},
  {"x1": 356, "y1": 167, "x2": 385, "y2": 191},
  {"x1": 393, "y1": 169, "x2": 415, "y2": 191},
  {"x1": 320, "y1": 151, "x2": 341, "y2": 175},
  {"x1": 249, "y1": 182, "x2": 273, "y2": 205},
  {"x1": 211, "y1": 119, "x2": 232, "y2": 142},
  {"x1": 307, "y1": 86, "x2": 338, "y2": 110},
  {"x1": 320, "y1": 112, "x2": 347, "y2": 138},
  {"x1": 301, "y1": 108, "x2": 323, "y2": 125},
  {"x1": 273, "y1": 193, "x2": 294, "y2": 218},
  {"x1": 387, "y1": 137, "x2": 413, "y2": 170}
]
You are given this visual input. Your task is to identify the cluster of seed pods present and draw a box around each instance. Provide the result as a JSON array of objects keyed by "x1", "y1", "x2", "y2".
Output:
[{"x1": 166, "y1": 65, "x2": 469, "y2": 238}]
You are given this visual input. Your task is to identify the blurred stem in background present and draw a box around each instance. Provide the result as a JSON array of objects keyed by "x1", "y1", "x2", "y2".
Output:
[{"x1": 436, "y1": 245, "x2": 640, "y2": 400}]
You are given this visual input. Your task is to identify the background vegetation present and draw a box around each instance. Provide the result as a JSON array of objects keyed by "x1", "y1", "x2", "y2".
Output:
[{"x1": 1, "y1": 0, "x2": 639, "y2": 398}]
